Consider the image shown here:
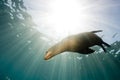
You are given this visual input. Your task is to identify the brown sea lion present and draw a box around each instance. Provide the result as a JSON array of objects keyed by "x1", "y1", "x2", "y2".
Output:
[{"x1": 44, "y1": 30, "x2": 110, "y2": 60}]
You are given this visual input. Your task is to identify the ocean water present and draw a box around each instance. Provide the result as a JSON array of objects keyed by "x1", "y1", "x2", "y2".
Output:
[{"x1": 0, "y1": 0, "x2": 120, "y2": 80}]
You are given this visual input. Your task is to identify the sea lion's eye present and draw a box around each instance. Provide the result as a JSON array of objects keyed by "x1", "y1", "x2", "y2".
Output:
[{"x1": 46, "y1": 51, "x2": 48, "y2": 53}]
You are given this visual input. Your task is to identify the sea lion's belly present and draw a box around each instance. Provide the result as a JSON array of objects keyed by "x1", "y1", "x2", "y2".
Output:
[{"x1": 66, "y1": 37, "x2": 87, "y2": 52}]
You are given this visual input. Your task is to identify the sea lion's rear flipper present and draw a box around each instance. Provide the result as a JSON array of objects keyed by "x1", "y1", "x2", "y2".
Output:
[
  {"x1": 99, "y1": 42, "x2": 110, "y2": 52},
  {"x1": 102, "y1": 41, "x2": 111, "y2": 47},
  {"x1": 100, "y1": 44, "x2": 106, "y2": 52}
]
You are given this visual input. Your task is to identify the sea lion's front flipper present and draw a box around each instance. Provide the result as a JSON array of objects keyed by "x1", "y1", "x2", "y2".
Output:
[
  {"x1": 80, "y1": 48, "x2": 95, "y2": 54},
  {"x1": 91, "y1": 30, "x2": 102, "y2": 33},
  {"x1": 86, "y1": 48, "x2": 95, "y2": 53}
]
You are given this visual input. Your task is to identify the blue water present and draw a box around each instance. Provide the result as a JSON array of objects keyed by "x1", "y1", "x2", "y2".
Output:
[{"x1": 0, "y1": 0, "x2": 120, "y2": 80}]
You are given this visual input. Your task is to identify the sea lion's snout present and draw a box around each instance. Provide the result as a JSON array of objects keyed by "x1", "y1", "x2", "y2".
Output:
[{"x1": 44, "y1": 51, "x2": 53, "y2": 60}]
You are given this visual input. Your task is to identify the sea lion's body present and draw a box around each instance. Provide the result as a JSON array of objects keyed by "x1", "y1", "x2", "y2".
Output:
[{"x1": 44, "y1": 30, "x2": 110, "y2": 60}]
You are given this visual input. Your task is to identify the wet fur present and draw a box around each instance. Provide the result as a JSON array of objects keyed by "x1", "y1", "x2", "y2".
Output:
[{"x1": 45, "y1": 30, "x2": 110, "y2": 60}]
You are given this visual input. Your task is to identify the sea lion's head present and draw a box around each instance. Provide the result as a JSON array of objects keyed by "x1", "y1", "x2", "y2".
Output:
[
  {"x1": 44, "y1": 44, "x2": 61, "y2": 60},
  {"x1": 44, "y1": 51, "x2": 53, "y2": 60},
  {"x1": 44, "y1": 42, "x2": 67, "y2": 60}
]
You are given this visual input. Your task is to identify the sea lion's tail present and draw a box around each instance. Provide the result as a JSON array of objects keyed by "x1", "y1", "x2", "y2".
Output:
[{"x1": 91, "y1": 30, "x2": 103, "y2": 33}]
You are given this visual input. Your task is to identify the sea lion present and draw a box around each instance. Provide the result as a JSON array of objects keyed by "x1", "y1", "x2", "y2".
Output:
[{"x1": 44, "y1": 30, "x2": 110, "y2": 60}]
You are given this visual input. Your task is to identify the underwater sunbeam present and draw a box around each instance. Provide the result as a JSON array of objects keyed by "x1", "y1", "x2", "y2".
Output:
[{"x1": 44, "y1": 0, "x2": 94, "y2": 39}]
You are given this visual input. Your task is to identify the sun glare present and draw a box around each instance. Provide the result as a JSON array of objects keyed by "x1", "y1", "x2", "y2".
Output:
[{"x1": 45, "y1": 0, "x2": 91, "y2": 38}]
